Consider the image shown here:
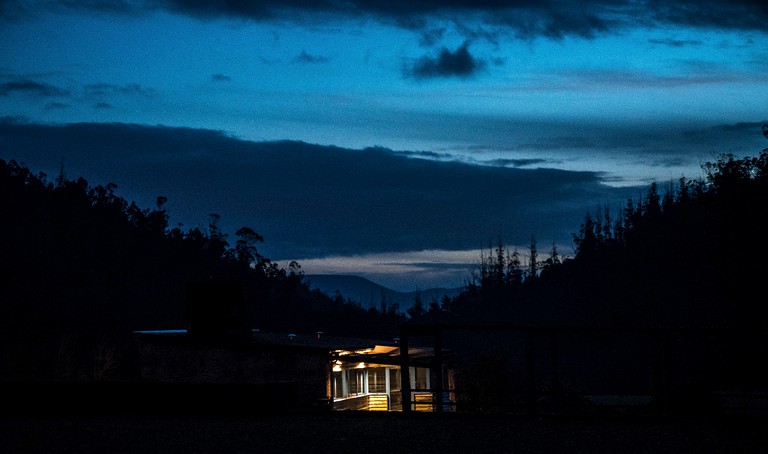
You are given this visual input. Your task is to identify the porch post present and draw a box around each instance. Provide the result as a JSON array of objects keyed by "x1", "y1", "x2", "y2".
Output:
[
  {"x1": 400, "y1": 327, "x2": 411, "y2": 413},
  {"x1": 433, "y1": 328, "x2": 444, "y2": 412},
  {"x1": 327, "y1": 360, "x2": 334, "y2": 409}
]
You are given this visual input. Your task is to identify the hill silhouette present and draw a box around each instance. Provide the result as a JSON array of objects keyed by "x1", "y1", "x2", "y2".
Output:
[
  {"x1": 304, "y1": 274, "x2": 461, "y2": 312},
  {"x1": 2, "y1": 125, "x2": 766, "y2": 394}
]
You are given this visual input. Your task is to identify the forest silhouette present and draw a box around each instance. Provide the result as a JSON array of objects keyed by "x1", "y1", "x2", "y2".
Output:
[
  {"x1": 1, "y1": 126, "x2": 767, "y2": 385},
  {"x1": 0, "y1": 162, "x2": 404, "y2": 381},
  {"x1": 444, "y1": 134, "x2": 768, "y2": 331}
]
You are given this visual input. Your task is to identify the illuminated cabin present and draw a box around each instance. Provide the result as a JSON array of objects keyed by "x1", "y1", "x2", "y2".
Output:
[
  {"x1": 134, "y1": 329, "x2": 454, "y2": 413},
  {"x1": 133, "y1": 281, "x2": 454, "y2": 412},
  {"x1": 330, "y1": 342, "x2": 453, "y2": 412}
]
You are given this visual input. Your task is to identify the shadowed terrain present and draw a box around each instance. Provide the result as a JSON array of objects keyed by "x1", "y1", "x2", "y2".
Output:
[{"x1": 3, "y1": 412, "x2": 767, "y2": 454}]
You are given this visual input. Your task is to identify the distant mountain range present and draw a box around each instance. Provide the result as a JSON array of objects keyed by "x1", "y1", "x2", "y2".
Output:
[{"x1": 303, "y1": 274, "x2": 463, "y2": 312}]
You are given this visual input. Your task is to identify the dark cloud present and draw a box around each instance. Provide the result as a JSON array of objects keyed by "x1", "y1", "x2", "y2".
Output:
[
  {"x1": 418, "y1": 27, "x2": 447, "y2": 47},
  {"x1": 487, "y1": 6, "x2": 614, "y2": 40},
  {"x1": 53, "y1": 0, "x2": 145, "y2": 15},
  {"x1": 0, "y1": 0, "x2": 27, "y2": 20},
  {"x1": 648, "y1": 38, "x2": 703, "y2": 47},
  {"x1": 7, "y1": 0, "x2": 148, "y2": 18},
  {"x1": 9, "y1": 1, "x2": 767, "y2": 40},
  {"x1": 0, "y1": 120, "x2": 640, "y2": 261},
  {"x1": 0, "y1": 115, "x2": 27, "y2": 123},
  {"x1": 648, "y1": 0, "x2": 768, "y2": 32},
  {"x1": 294, "y1": 50, "x2": 330, "y2": 64},
  {"x1": 0, "y1": 79, "x2": 69, "y2": 97},
  {"x1": 407, "y1": 41, "x2": 484, "y2": 79},
  {"x1": 164, "y1": 0, "x2": 768, "y2": 37},
  {"x1": 395, "y1": 150, "x2": 455, "y2": 160},
  {"x1": 555, "y1": 68, "x2": 754, "y2": 89},
  {"x1": 80, "y1": 83, "x2": 156, "y2": 110},
  {"x1": 487, "y1": 158, "x2": 550, "y2": 168},
  {"x1": 714, "y1": 121, "x2": 767, "y2": 133},
  {"x1": 383, "y1": 262, "x2": 476, "y2": 271},
  {"x1": 211, "y1": 73, "x2": 232, "y2": 82},
  {"x1": 84, "y1": 83, "x2": 155, "y2": 97},
  {"x1": 44, "y1": 102, "x2": 69, "y2": 110},
  {"x1": 152, "y1": 0, "x2": 519, "y2": 22},
  {"x1": 155, "y1": 0, "x2": 273, "y2": 20}
]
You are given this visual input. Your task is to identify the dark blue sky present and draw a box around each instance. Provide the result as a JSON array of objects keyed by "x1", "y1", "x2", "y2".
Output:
[{"x1": 1, "y1": 1, "x2": 767, "y2": 290}]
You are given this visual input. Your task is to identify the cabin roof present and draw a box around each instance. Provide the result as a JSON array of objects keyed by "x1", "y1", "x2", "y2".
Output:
[{"x1": 134, "y1": 328, "x2": 399, "y2": 352}]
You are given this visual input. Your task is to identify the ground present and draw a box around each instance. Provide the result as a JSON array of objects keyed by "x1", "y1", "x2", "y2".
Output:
[{"x1": 3, "y1": 412, "x2": 767, "y2": 453}]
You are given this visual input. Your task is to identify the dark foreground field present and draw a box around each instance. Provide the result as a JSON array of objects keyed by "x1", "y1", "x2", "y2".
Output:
[{"x1": 3, "y1": 412, "x2": 767, "y2": 453}]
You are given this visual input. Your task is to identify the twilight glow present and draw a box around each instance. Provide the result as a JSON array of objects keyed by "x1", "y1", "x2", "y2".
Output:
[{"x1": 2, "y1": 0, "x2": 767, "y2": 290}]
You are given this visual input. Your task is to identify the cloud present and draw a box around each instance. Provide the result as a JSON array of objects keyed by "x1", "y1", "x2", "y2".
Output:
[
  {"x1": 550, "y1": 67, "x2": 761, "y2": 90},
  {"x1": 81, "y1": 83, "x2": 156, "y2": 108},
  {"x1": 713, "y1": 121, "x2": 767, "y2": 133},
  {"x1": 0, "y1": 79, "x2": 69, "y2": 97},
  {"x1": 211, "y1": 73, "x2": 231, "y2": 82},
  {"x1": 293, "y1": 50, "x2": 330, "y2": 64},
  {"x1": 11, "y1": 1, "x2": 768, "y2": 39},
  {"x1": 56, "y1": 0, "x2": 145, "y2": 15},
  {"x1": 298, "y1": 249, "x2": 484, "y2": 290},
  {"x1": 486, "y1": 158, "x2": 551, "y2": 168},
  {"x1": 44, "y1": 101, "x2": 69, "y2": 110},
  {"x1": 0, "y1": 120, "x2": 641, "y2": 262},
  {"x1": 394, "y1": 150, "x2": 455, "y2": 160},
  {"x1": 406, "y1": 41, "x2": 484, "y2": 79},
  {"x1": 649, "y1": 0, "x2": 768, "y2": 32},
  {"x1": 0, "y1": 0, "x2": 28, "y2": 20},
  {"x1": 418, "y1": 27, "x2": 447, "y2": 47},
  {"x1": 157, "y1": 0, "x2": 768, "y2": 32},
  {"x1": 84, "y1": 83, "x2": 155, "y2": 97},
  {"x1": 487, "y1": 5, "x2": 613, "y2": 40},
  {"x1": 648, "y1": 38, "x2": 704, "y2": 47},
  {"x1": 153, "y1": 0, "x2": 624, "y2": 39}
]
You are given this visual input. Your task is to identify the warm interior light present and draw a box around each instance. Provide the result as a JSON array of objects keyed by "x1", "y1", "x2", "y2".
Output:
[
  {"x1": 332, "y1": 364, "x2": 342, "y2": 372},
  {"x1": 356, "y1": 362, "x2": 366, "y2": 369}
]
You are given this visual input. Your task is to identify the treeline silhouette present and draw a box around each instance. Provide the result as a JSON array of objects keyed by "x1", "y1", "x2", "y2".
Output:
[
  {"x1": 442, "y1": 145, "x2": 768, "y2": 331},
  {"x1": 427, "y1": 130, "x2": 768, "y2": 393},
  {"x1": 3, "y1": 127, "x2": 766, "y2": 384},
  {"x1": 394, "y1": 128, "x2": 768, "y2": 405},
  {"x1": 0, "y1": 160, "x2": 403, "y2": 381}
]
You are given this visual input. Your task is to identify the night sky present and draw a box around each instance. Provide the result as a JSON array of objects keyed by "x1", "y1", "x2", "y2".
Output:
[{"x1": 1, "y1": 1, "x2": 767, "y2": 290}]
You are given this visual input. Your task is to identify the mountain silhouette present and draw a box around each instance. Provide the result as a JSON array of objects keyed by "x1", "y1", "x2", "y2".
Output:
[{"x1": 304, "y1": 274, "x2": 461, "y2": 312}]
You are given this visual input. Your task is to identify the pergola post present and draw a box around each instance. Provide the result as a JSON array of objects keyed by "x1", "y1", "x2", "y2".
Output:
[
  {"x1": 400, "y1": 327, "x2": 411, "y2": 413},
  {"x1": 433, "y1": 328, "x2": 444, "y2": 412}
]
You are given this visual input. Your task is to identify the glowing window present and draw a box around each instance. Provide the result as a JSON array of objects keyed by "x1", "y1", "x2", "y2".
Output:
[{"x1": 369, "y1": 367, "x2": 386, "y2": 393}]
